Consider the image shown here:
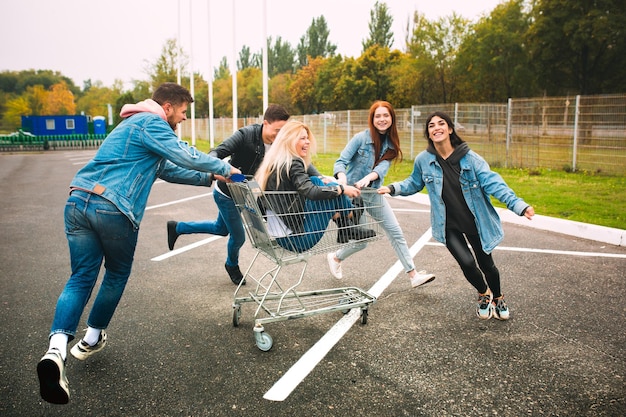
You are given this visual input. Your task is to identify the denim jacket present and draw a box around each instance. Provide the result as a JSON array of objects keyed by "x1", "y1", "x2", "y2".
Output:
[
  {"x1": 70, "y1": 112, "x2": 232, "y2": 228},
  {"x1": 333, "y1": 129, "x2": 392, "y2": 188},
  {"x1": 390, "y1": 150, "x2": 529, "y2": 254}
]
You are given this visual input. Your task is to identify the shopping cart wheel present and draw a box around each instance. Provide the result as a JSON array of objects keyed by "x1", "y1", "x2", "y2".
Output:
[
  {"x1": 360, "y1": 308, "x2": 368, "y2": 325},
  {"x1": 254, "y1": 327, "x2": 273, "y2": 351},
  {"x1": 232, "y1": 304, "x2": 241, "y2": 327}
]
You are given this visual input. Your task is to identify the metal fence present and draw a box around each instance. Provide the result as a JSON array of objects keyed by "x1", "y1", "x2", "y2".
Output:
[{"x1": 183, "y1": 93, "x2": 626, "y2": 175}]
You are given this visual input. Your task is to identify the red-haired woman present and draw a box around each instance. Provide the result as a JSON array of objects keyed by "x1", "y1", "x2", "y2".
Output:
[{"x1": 329, "y1": 101, "x2": 434, "y2": 285}]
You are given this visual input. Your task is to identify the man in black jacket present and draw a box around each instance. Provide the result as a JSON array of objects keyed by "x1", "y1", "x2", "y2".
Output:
[{"x1": 167, "y1": 104, "x2": 322, "y2": 284}]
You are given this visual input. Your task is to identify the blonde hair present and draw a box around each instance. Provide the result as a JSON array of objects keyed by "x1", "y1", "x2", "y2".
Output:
[{"x1": 255, "y1": 120, "x2": 316, "y2": 190}]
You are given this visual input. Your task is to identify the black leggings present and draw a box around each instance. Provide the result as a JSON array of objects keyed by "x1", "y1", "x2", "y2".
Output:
[{"x1": 445, "y1": 229, "x2": 502, "y2": 298}]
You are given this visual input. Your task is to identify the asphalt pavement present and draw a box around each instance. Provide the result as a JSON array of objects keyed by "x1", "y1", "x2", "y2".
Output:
[{"x1": 1, "y1": 150, "x2": 624, "y2": 417}]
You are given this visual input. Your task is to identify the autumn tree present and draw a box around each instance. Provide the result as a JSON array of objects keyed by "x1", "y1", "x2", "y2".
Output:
[
  {"x1": 290, "y1": 56, "x2": 326, "y2": 113},
  {"x1": 237, "y1": 67, "x2": 263, "y2": 117},
  {"x1": 45, "y1": 82, "x2": 76, "y2": 115},
  {"x1": 268, "y1": 73, "x2": 295, "y2": 112},
  {"x1": 362, "y1": 1, "x2": 394, "y2": 52},
  {"x1": 76, "y1": 83, "x2": 119, "y2": 118}
]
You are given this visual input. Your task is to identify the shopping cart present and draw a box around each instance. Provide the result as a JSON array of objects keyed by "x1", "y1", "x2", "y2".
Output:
[{"x1": 227, "y1": 179, "x2": 384, "y2": 351}]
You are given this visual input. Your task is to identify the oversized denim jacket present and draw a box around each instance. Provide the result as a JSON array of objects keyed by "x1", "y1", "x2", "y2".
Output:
[
  {"x1": 70, "y1": 112, "x2": 232, "y2": 228},
  {"x1": 390, "y1": 149, "x2": 529, "y2": 254},
  {"x1": 333, "y1": 129, "x2": 393, "y2": 188}
]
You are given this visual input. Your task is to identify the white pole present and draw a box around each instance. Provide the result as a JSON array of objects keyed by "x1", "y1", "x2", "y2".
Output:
[
  {"x1": 262, "y1": 0, "x2": 269, "y2": 111},
  {"x1": 189, "y1": 0, "x2": 196, "y2": 146},
  {"x1": 231, "y1": 0, "x2": 238, "y2": 132},
  {"x1": 572, "y1": 95, "x2": 581, "y2": 172},
  {"x1": 207, "y1": 0, "x2": 215, "y2": 148}
]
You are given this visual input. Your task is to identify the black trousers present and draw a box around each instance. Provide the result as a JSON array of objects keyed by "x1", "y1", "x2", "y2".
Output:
[{"x1": 445, "y1": 229, "x2": 502, "y2": 298}]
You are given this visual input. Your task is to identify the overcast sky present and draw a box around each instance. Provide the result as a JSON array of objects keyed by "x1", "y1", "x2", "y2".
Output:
[{"x1": 1, "y1": 0, "x2": 502, "y2": 89}]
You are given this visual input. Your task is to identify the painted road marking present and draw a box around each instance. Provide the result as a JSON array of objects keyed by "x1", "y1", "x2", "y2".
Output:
[{"x1": 262, "y1": 228, "x2": 434, "y2": 402}]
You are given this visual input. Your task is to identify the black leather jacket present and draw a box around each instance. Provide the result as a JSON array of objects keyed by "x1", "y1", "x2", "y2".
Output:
[
  {"x1": 263, "y1": 159, "x2": 339, "y2": 233},
  {"x1": 210, "y1": 123, "x2": 322, "y2": 197}
]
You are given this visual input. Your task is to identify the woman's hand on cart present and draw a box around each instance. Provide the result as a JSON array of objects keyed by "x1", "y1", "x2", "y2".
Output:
[{"x1": 341, "y1": 184, "x2": 361, "y2": 198}]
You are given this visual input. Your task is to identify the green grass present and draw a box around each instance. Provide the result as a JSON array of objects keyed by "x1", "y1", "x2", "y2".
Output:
[{"x1": 194, "y1": 139, "x2": 626, "y2": 230}]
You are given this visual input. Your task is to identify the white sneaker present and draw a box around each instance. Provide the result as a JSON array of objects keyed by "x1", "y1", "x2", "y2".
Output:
[
  {"x1": 410, "y1": 270, "x2": 435, "y2": 288},
  {"x1": 37, "y1": 348, "x2": 70, "y2": 404},
  {"x1": 327, "y1": 252, "x2": 343, "y2": 279}
]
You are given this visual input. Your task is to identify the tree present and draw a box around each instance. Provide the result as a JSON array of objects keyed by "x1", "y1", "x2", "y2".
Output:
[
  {"x1": 145, "y1": 38, "x2": 188, "y2": 90},
  {"x1": 76, "y1": 84, "x2": 120, "y2": 118},
  {"x1": 268, "y1": 36, "x2": 296, "y2": 76},
  {"x1": 113, "y1": 92, "x2": 135, "y2": 127},
  {"x1": 290, "y1": 56, "x2": 326, "y2": 113},
  {"x1": 45, "y1": 82, "x2": 76, "y2": 115},
  {"x1": 214, "y1": 57, "x2": 231, "y2": 80},
  {"x1": 268, "y1": 72, "x2": 295, "y2": 112},
  {"x1": 407, "y1": 12, "x2": 471, "y2": 103},
  {"x1": 238, "y1": 45, "x2": 261, "y2": 70},
  {"x1": 296, "y1": 16, "x2": 337, "y2": 67},
  {"x1": 237, "y1": 67, "x2": 263, "y2": 117},
  {"x1": 2, "y1": 96, "x2": 30, "y2": 129},
  {"x1": 527, "y1": 0, "x2": 626, "y2": 95},
  {"x1": 455, "y1": 0, "x2": 535, "y2": 101},
  {"x1": 362, "y1": 1, "x2": 394, "y2": 52}
]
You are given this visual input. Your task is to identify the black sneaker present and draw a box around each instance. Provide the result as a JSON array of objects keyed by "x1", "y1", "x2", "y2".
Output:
[
  {"x1": 167, "y1": 221, "x2": 179, "y2": 250},
  {"x1": 225, "y1": 263, "x2": 245, "y2": 285},
  {"x1": 37, "y1": 348, "x2": 70, "y2": 404}
]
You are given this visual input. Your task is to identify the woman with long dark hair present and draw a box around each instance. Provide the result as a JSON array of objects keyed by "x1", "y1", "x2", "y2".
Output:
[{"x1": 379, "y1": 111, "x2": 535, "y2": 320}]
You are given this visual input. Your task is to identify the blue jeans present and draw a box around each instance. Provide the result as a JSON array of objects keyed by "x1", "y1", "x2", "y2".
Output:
[
  {"x1": 335, "y1": 193, "x2": 416, "y2": 273},
  {"x1": 50, "y1": 190, "x2": 138, "y2": 341},
  {"x1": 276, "y1": 177, "x2": 352, "y2": 253},
  {"x1": 176, "y1": 188, "x2": 245, "y2": 267}
]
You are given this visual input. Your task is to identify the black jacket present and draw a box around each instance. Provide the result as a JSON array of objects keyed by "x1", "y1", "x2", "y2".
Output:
[
  {"x1": 263, "y1": 159, "x2": 339, "y2": 233},
  {"x1": 210, "y1": 123, "x2": 321, "y2": 197}
]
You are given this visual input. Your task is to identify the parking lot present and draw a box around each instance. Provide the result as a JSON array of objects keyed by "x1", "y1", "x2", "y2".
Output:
[{"x1": 1, "y1": 150, "x2": 625, "y2": 416}]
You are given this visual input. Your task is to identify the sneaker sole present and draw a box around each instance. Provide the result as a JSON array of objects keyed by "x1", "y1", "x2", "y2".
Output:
[
  {"x1": 493, "y1": 311, "x2": 510, "y2": 320},
  {"x1": 37, "y1": 359, "x2": 69, "y2": 404},
  {"x1": 411, "y1": 275, "x2": 435, "y2": 288}
]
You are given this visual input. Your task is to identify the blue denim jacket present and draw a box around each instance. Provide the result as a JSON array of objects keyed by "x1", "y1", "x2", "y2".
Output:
[
  {"x1": 333, "y1": 129, "x2": 392, "y2": 188},
  {"x1": 390, "y1": 150, "x2": 529, "y2": 254},
  {"x1": 70, "y1": 112, "x2": 232, "y2": 228}
]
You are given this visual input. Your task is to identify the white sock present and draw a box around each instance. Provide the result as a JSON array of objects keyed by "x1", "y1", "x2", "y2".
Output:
[
  {"x1": 83, "y1": 327, "x2": 101, "y2": 346},
  {"x1": 49, "y1": 333, "x2": 69, "y2": 360}
]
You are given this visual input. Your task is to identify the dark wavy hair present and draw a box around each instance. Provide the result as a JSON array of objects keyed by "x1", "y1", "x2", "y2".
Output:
[
  {"x1": 152, "y1": 82, "x2": 194, "y2": 106},
  {"x1": 423, "y1": 111, "x2": 465, "y2": 148}
]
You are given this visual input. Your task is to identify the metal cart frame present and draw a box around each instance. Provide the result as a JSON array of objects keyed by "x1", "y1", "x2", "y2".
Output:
[{"x1": 227, "y1": 180, "x2": 383, "y2": 351}]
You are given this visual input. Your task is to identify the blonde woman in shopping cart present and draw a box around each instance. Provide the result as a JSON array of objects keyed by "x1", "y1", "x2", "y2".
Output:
[
  {"x1": 255, "y1": 120, "x2": 376, "y2": 253},
  {"x1": 328, "y1": 100, "x2": 435, "y2": 285}
]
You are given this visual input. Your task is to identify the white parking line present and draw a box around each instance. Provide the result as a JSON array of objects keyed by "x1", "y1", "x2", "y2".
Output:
[
  {"x1": 151, "y1": 236, "x2": 223, "y2": 261},
  {"x1": 425, "y1": 242, "x2": 626, "y2": 258},
  {"x1": 263, "y1": 226, "x2": 626, "y2": 402},
  {"x1": 145, "y1": 192, "x2": 212, "y2": 211},
  {"x1": 263, "y1": 228, "x2": 434, "y2": 402}
]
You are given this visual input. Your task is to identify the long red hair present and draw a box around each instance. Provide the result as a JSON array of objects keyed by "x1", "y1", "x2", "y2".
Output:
[{"x1": 368, "y1": 100, "x2": 403, "y2": 166}]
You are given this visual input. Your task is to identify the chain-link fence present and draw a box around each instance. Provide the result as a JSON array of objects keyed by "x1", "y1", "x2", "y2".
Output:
[{"x1": 184, "y1": 93, "x2": 626, "y2": 175}]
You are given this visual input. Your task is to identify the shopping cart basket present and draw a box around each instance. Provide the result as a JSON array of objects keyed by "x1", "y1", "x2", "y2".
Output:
[{"x1": 227, "y1": 179, "x2": 384, "y2": 351}]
